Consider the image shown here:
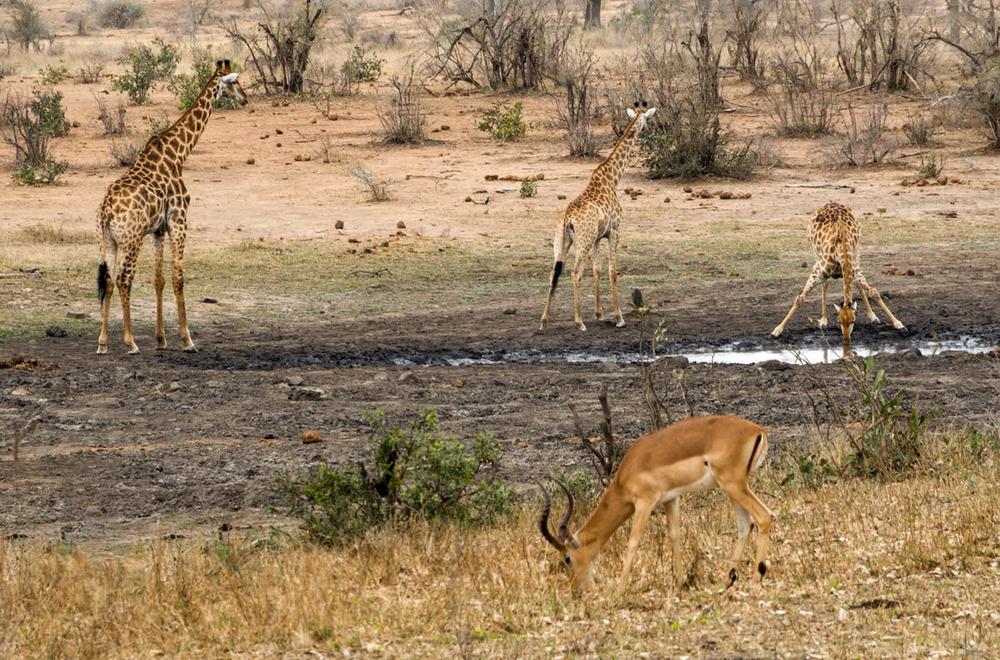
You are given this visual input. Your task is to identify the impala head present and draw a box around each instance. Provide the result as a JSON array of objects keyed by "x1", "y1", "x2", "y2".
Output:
[
  {"x1": 625, "y1": 101, "x2": 657, "y2": 134},
  {"x1": 833, "y1": 300, "x2": 857, "y2": 350},
  {"x1": 538, "y1": 479, "x2": 592, "y2": 594},
  {"x1": 215, "y1": 60, "x2": 248, "y2": 106}
]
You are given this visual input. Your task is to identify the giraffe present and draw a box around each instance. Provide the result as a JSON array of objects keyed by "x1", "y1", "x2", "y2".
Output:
[
  {"x1": 96, "y1": 60, "x2": 247, "y2": 355},
  {"x1": 539, "y1": 102, "x2": 657, "y2": 331},
  {"x1": 771, "y1": 201, "x2": 906, "y2": 354}
]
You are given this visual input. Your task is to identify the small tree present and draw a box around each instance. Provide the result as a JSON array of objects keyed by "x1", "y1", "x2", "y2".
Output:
[
  {"x1": 111, "y1": 38, "x2": 180, "y2": 104},
  {"x1": 223, "y1": 0, "x2": 325, "y2": 95},
  {"x1": 1, "y1": 90, "x2": 68, "y2": 184},
  {"x1": 6, "y1": 0, "x2": 49, "y2": 51},
  {"x1": 556, "y1": 40, "x2": 599, "y2": 157},
  {"x1": 377, "y1": 70, "x2": 426, "y2": 144}
]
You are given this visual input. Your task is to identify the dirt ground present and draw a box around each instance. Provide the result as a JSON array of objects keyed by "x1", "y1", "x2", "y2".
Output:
[{"x1": 1, "y1": 0, "x2": 999, "y2": 552}]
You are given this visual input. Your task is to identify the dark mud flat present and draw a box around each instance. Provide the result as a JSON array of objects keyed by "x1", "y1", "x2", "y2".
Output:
[{"x1": 1, "y1": 276, "x2": 998, "y2": 548}]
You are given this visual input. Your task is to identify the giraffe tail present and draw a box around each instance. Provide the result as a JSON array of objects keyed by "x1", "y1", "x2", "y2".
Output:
[
  {"x1": 549, "y1": 223, "x2": 571, "y2": 296},
  {"x1": 98, "y1": 261, "x2": 109, "y2": 305}
]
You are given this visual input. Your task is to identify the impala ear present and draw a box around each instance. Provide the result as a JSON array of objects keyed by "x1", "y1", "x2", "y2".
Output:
[
  {"x1": 626, "y1": 108, "x2": 637, "y2": 120},
  {"x1": 833, "y1": 303, "x2": 842, "y2": 313},
  {"x1": 221, "y1": 72, "x2": 239, "y2": 83}
]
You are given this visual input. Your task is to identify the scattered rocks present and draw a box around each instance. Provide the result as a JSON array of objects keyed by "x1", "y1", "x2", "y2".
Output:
[
  {"x1": 557, "y1": 194, "x2": 567, "y2": 200},
  {"x1": 285, "y1": 375, "x2": 305, "y2": 386},
  {"x1": 302, "y1": 430, "x2": 323, "y2": 444},
  {"x1": 397, "y1": 220, "x2": 406, "y2": 229},
  {"x1": 881, "y1": 266, "x2": 919, "y2": 277},
  {"x1": 45, "y1": 326, "x2": 67, "y2": 338},
  {"x1": 662, "y1": 355, "x2": 689, "y2": 369},
  {"x1": 289, "y1": 387, "x2": 325, "y2": 401},
  {"x1": 685, "y1": 189, "x2": 752, "y2": 200},
  {"x1": 168, "y1": 381, "x2": 182, "y2": 392},
  {"x1": 246, "y1": 158, "x2": 255, "y2": 165}
]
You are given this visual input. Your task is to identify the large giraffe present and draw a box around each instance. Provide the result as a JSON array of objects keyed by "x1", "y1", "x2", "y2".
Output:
[
  {"x1": 539, "y1": 102, "x2": 657, "y2": 331},
  {"x1": 96, "y1": 60, "x2": 246, "y2": 355},
  {"x1": 771, "y1": 201, "x2": 906, "y2": 354}
]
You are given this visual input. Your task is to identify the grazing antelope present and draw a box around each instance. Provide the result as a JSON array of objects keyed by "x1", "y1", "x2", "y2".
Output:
[
  {"x1": 771, "y1": 201, "x2": 906, "y2": 355},
  {"x1": 539, "y1": 416, "x2": 774, "y2": 596},
  {"x1": 539, "y1": 102, "x2": 657, "y2": 332}
]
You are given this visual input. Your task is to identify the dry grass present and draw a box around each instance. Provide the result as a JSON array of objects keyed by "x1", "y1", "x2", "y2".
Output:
[
  {"x1": 0, "y1": 451, "x2": 996, "y2": 657},
  {"x1": 16, "y1": 222, "x2": 91, "y2": 244}
]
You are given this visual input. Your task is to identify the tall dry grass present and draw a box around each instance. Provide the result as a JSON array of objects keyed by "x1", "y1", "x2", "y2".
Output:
[{"x1": 1, "y1": 443, "x2": 997, "y2": 657}]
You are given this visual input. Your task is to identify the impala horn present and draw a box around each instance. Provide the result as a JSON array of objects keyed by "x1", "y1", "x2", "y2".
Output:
[
  {"x1": 554, "y1": 478, "x2": 576, "y2": 546},
  {"x1": 537, "y1": 480, "x2": 566, "y2": 552}
]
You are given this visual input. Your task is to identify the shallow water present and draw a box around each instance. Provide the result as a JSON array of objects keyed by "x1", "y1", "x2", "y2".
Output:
[{"x1": 390, "y1": 336, "x2": 996, "y2": 368}]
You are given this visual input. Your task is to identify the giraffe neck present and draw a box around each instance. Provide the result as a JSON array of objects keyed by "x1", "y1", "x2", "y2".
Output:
[
  {"x1": 145, "y1": 71, "x2": 221, "y2": 167},
  {"x1": 593, "y1": 117, "x2": 641, "y2": 190}
]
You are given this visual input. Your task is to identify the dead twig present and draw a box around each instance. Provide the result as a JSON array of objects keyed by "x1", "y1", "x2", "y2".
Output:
[{"x1": 348, "y1": 268, "x2": 391, "y2": 278}]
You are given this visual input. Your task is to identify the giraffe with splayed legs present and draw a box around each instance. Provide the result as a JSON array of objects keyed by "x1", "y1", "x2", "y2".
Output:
[
  {"x1": 540, "y1": 102, "x2": 657, "y2": 332},
  {"x1": 96, "y1": 60, "x2": 247, "y2": 355},
  {"x1": 771, "y1": 201, "x2": 906, "y2": 355}
]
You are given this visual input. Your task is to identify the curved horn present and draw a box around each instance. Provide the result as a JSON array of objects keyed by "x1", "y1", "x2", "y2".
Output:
[
  {"x1": 537, "y1": 480, "x2": 565, "y2": 552},
  {"x1": 554, "y1": 478, "x2": 575, "y2": 542}
]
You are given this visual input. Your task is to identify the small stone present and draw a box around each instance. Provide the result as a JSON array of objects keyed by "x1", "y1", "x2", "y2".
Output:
[
  {"x1": 206, "y1": 380, "x2": 224, "y2": 388},
  {"x1": 294, "y1": 154, "x2": 303, "y2": 161},
  {"x1": 289, "y1": 387, "x2": 325, "y2": 401},
  {"x1": 800, "y1": 261, "x2": 809, "y2": 268},
  {"x1": 759, "y1": 359, "x2": 791, "y2": 371},
  {"x1": 275, "y1": 128, "x2": 284, "y2": 135},
  {"x1": 464, "y1": 196, "x2": 473, "y2": 202},
  {"x1": 397, "y1": 220, "x2": 406, "y2": 229},
  {"x1": 663, "y1": 197, "x2": 670, "y2": 203},
  {"x1": 168, "y1": 381, "x2": 182, "y2": 391},
  {"x1": 557, "y1": 194, "x2": 567, "y2": 200},
  {"x1": 286, "y1": 375, "x2": 305, "y2": 386},
  {"x1": 397, "y1": 371, "x2": 419, "y2": 385},
  {"x1": 877, "y1": 207, "x2": 886, "y2": 213},
  {"x1": 66, "y1": 312, "x2": 88, "y2": 319},
  {"x1": 335, "y1": 220, "x2": 345, "y2": 230},
  {"x1": 11, "y1": 387, "x2": 28, "y2": 396},
  {"x1": 246, "y1": 158, "x2": 255, "y2": 165},
  {"x1": 45, "y1": 326, "x2": 67, "y2": 337},
  {"x1": 275, "y1": 142, "x2": 282, "y2": 148},
  {"x1": 452, "y1": 378, "x2": 465, "y2": 388},
  {"x1": 899, "y1": 347, "x2": 923, "y2": 358},
  {"x1": 348, "y1": 238, "x2": 360, "y2": 244},
  {"x1": 440, "y1": 125, "x2": 450, "y2": 131},
  {"x1": 201, "y1": 297, "x2": 218, "y2": 304},
  {"x1": 302, "y1": 430, "x2": 323, "y2": 444},
  {"x1": 503, "y1": 308, "x2": 517, "y2": 315},
  {"x1": 663, "y1": 355, "x2": 689, "y2": 369}
]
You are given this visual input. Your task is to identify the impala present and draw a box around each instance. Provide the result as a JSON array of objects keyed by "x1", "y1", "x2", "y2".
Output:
[{"x1": 539, "y1": 416, "x2": 774, "y2": 595}]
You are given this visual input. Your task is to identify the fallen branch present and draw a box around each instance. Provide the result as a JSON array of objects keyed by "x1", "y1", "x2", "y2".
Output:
[
  {"x1": 348, "y1": 268, "x2": 391, "y2": 278},
  {"x1": 485, "y1": 173, "x2": 545, "y2": 182}
]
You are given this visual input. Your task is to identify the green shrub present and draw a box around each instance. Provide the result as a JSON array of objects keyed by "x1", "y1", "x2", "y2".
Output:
[
  {"x1": 12, "y1": 159, "x2": 67, "y2": 185},
  {"x1": 478, "y1": 102, "x2": 527, "y2": 141},
  {"x1": 643, "y1": 100, "x2": 758, "y2": 179},
  {"x1": 93, "y1": 0, "x2": 147, "y2": 29},
  {"x1": 168, "y1": 54, "x2": 241, "y2": 111},
  {"x1": 40, "y1": 65, "x2": 70, "y2": 85},
  {"x1": 30, "y1": 90, "x2": 70, "y2": 137},
  {"x1": 341, "y1": 45, "x2": 384, "y2": 83},
  {"x1": 1, "y1": 90, "x2": 69, "y2": 183},
  {"x1": 519, "y1": 180, "x2": 537, "y2": 197},
  {"x1": 111, "y1": 38, "x2": 180, "y2": 104},
  {"x1": 7, "y1": 0, "x2": 49, "y2": 51},
  {"x1": 278, "y1": 410, "x2": 514, "y2": 545}
]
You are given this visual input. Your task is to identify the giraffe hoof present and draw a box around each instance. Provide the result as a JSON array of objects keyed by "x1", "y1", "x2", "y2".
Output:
[
  {"x1": 576, "y1": 322, "x2": 587, "y2": 332},
  {"x1": 156, "y1": 341, "x2": 168, "y2": 350},
  {"x1": 770, "y1": 328, "x2": 783, "y2": 338},
  {"x1": 615, "y1": 319, "x2": 626, "y2": 328},
  {"x1": 126, "y1": 346, "x2": 140, "y2": 355}
]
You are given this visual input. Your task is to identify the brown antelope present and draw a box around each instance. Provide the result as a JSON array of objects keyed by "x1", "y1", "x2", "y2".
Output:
[{"x1": 539, "y1": 416, "x2": 774, "y2": 595}]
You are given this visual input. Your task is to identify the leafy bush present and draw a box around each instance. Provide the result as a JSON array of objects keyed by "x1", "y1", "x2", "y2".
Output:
[
  {"x1": 30, "y1": 90, "x2": 70, "y2": 137},
  {"x1": 972, "y1": 60, "x2": 1000, "y2": 148},
  {"x1": 519, "y1": 180, "x2": 537, "y2": 197},
  {"x1": 643, "y1": 101, "x2": 758, "y2": 179},
  {"x1": 76, "y1": 63, "x2": 104, "y2": 84},
  {"x1": 0, "y1": 63, "x2": 17, "y2": 80},
  {"x1": 7, "y1": 0, "x2": 49, "y2": 51},
  {"x1": 168, "y1": 54, "x2": 241, "y2": 111},
  {"x1": 902, "y1": 115, "x2": 938, "y2": 146},
  {"x1": 478, "y1": 102, "x2": 527, "y2": 141},
  {"x1": 40, "y1": 65, "x2": 70, "y2": 85},
  {"x1": 111, "y1": 38, "x2": 180, "y2": 104},
  {"x1": 342, "y1": 45, "x2": 384, "y2": 83},
  {"x1": 93, "y1": 0, "x2": 147, "y2": 28},
  {"x1": 2, "y1": 90, "x2": 69, "y2": 185},
  {"x1": 278, "y1": 411, "x2": 513, "y2": 544},
  {"x1": 12, "y1": 159, "x2": 66, "y2": 185}
]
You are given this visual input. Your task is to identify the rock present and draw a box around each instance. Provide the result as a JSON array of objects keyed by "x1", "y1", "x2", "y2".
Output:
[
  {"x1": 397, "y1": 371, "x2": 419, "y2": 385},
  {"x1": 899, "y1": 347, "x2": 923, "y2": 358},
  {"x1": 168, "y1": 381, "x2": 182, "y2": 391},
  {"x1": 440, "y1": 125, "x2": 450, "y2": 131},
  {"x1": 285, "y1": 375, "x2": 305, "y2": 386},
  {"x1": 662, "y1": 355, "x2": 689, "y2": 369},
  {"x1": 335, "y1": 220, "x2": 345, "y2": 230},
  {"x1": 302, "y1": 430, "x2": 323, "y2": 444},
  {"x1": 206, "y1": 380, "x2": 224, "y2": 388},
  {"x1": 201, "y1": 297, "x2": 218, "y2": 304},
  {"x1": 66, "y1": 312, "x2": 88, "y2": 320},
  {"x1": 503, "y1": 308, "x2": 517, "y2": 315},
  {"x1": 11, "y1": 387, "x2": 28, "y2": 396},
  {"x1": 397, "y1": 220, "x2": 406, "y2": 229},
  {"x1": 45, "y1": 326, "x2": 67, "y2": 337},
  {"x1": 275, "y1": 128, "x2": 284, "y2": 135},
  {"x1": 289, "y1": 387, "x2": 325, "y2": 401},
  {"x1": 557, "y1": 194, "x2": 567, "y2": 200},
  {"x1": 759, "y1": 359, "x2": 791, "y2": 371},
  {"x1": 801, "y1": 261, "x2": 809, "y2": 268},
  {"x1": 452, "y1": 378, "x2": 465, "y2": 388},
  {"x1": 246, "y1": 158, "x2": 255, "y2": 165}
]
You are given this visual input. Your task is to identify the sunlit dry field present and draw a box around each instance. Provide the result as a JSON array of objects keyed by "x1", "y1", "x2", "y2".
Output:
[{"x1": 1, "y1": 0, "x2": 999, "y2": 656}]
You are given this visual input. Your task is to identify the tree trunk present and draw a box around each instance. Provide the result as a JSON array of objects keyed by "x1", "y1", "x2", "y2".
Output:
[{"x1": 584, "y1": 0, "x2": 601, "y2": 29}]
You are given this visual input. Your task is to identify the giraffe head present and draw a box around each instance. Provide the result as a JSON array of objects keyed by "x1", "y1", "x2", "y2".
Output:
[
  {"x1": 834, "y1": 300, "x2": 857, "y2": 347},
  {"x1": 215, "y1": 60, "x2": 248, "y2": 106},
  {"x1": 625, "y1": 101, "x2": 657, "y2": 134}
]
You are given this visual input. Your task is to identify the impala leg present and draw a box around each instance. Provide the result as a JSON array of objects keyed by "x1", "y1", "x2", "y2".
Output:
[
  {"x1": 771, "y1": 263, "x2": 824, "y2": 337},
  {"x1": 620, "y1": 499, "x2": 655, "y2": 592},
  {"x1": 592, "y1": 242, "x2": 603, "y2": 321},
  {"x1": 664, "y1": 498, "x2": 684, "y2": 588},
  {"x1": 726, "y1": 503, "x2": 753, "y2": 586},
  {"x1": 722, "y1": 486, "x2": 774, "y2": 583},
  {"x1": 856, "y1": 271, "x2": 905, "y2": 330}
]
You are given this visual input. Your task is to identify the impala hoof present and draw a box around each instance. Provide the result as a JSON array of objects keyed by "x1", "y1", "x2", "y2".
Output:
[
  {"x1": 183, "y1": 344, "x2": 198, "y2": 353},
  {"x1": 126, "y1": 345, "x2": 140, "y2": 355},
  {"x1": 869, "y1": 316, "x2": 882, "y2": 325},
  {"x1": 817, "y1": 318, "x2": 828, "y2": 329},
  {"x1": 96, "y1": 345, "x2": 108, "y2": 355},
  {"x1": 896, "y1": 325, "x2": 909, "y2": 336},
  {"x1": 615, "y1": 318, "x2": 626, "y2": 328}
]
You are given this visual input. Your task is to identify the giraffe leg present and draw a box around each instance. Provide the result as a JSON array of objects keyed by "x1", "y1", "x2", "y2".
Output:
[
  {"x1": 608, "y1": 228, "x2": 625, "y2": 327},
  {"x1": 858, "y1": 285, "x2": 880, "y2": 324},
  {"x1": 619, "y1": 498, "x2": 655, "y2": 593},
  {"x1": 97, "y1": 244, "x2": 117, "y2": 355},
  {"x1": 168, "y1": 231, "x2": 197, "y2": 352},
  {"x1": 856, "y1": 271, "x2": 906, "y2": 331},
  {"x1": 592, "y1": 241, "x2": 603, "y2": 321},
  {"x1": 153, "y1": 233, "x2": 167, "y2": 350},
  {"x1": 117, "y1": 243, "x2": 141, "y2": 355},
  {"x1": 771, "y1": 262, "x2": 825, "y2": 337},
  {"x1": 818, "y1": 280, "x2": 829, "y2": 328},
  {"x1": 664, "y1": 498, "x2": 685, "y2": 588},
  {"x1": 572, "y1": 245, "x2": 590, "y2": 332}
]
